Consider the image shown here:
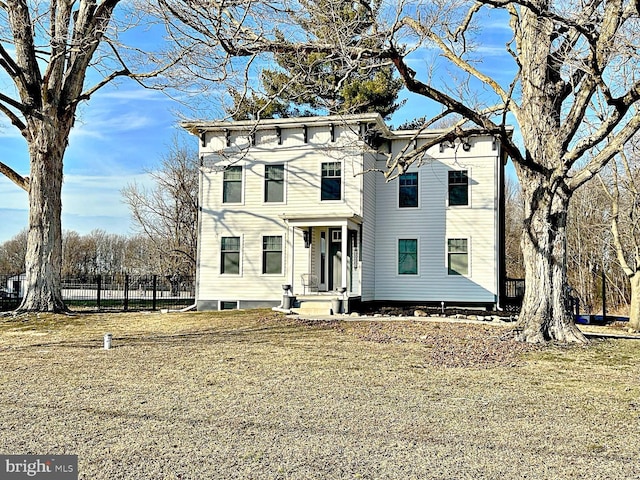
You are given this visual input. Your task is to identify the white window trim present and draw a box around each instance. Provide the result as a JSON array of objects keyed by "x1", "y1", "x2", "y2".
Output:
[
  {"x1": 446, "y1": 167, "x2": 472, "y2": 209},
  {"x1": 446, "y1": 237, "x2": 471, "y2": 277},
  {"x1": 220, "y1": 234, "x2": 243, "y2": 276},
  {"x1": 319, "y1": 160, "x2": 344, "y2": 202},
  {"x1": 396, "y1": 237, "x2": 420, "y2": 277},
  {"x1": 397, "y1": 171, "x2": 420, "y2": 209},
  {"x1": 261, "y1": 234, "x2": 285, "y2": 276},
  {"x1": 263, "y1": 163, "x2": 287, "y2": 205},
  {"x1": 222, "y1": 164, "x2": 245, "y2": 205}
]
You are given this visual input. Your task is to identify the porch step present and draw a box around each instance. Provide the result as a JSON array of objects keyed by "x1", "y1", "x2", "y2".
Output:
[{"x1": 292, "y1": 297, "x2": 340, "y2": 316}]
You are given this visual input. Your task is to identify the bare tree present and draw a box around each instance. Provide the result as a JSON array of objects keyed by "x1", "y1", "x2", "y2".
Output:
[
  {"x1": 601, "y1": 142, "x2": 640, "y2": 331},
  {"x1": 121, "y1": 135, "x2": 198, "y2": 278},
  {"x1": 505, "y1": 177, "x2": 524, "y2": 279},
  {"x1": 565, "y1": 180, "x2": 615, "y2": 316},
  {"x1": 60, "y1": 229, "x2": 159, "y2": 277},
  {"x1": 0, "y1": 229, "x2": 27, "y2": 275},
  {"x1": 160, "y1": 0, "x2": 640, "y2": 342},
  {"x1": 0, "y1": 1, "x2": 179, "y2": 312}
]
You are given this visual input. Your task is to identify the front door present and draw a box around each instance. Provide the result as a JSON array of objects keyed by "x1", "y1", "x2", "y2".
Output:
[{"x1": 328, "y1": 228, "x2": 342, "y2": 291}]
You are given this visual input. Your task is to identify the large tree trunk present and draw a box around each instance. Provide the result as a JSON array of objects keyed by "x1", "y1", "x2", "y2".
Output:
[
  {"x1": 17, "y1": 118, "x2": 69, "y2": 313},
  {"x1": 516, "y1": 175, "x2": 586, "y2": 343},
  {"x1": 512, "y1": 4, "x2": 586, "y2": 343},
  {"x1": 628, "y1": 273, "x2": 640, "y2": 332}
]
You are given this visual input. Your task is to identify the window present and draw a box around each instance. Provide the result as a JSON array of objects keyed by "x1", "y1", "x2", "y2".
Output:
[
  {"x1": 223, "y1": 166, "x2": 242, "y2": 203},
  {"x1": 221, "y1": 237, "x2": 240, "y2": 274},
  {"x1": 262, "y1": 236, "x2": 283, "y2": 274},
  {"x1": 448, "y1": 239, "x2": 468, "y2": 275},
  {"x1": 220, "y1": 301, "x2": 238, "y2": 310},
  {"x1": 264, "y1": 164, "x2": 284, "y2": 203},
  {"x1": 399, "y1": 172, "x2": 418, "y2": 208},
  {"x1": 448, "y1": 170, "x2": 469, "y2": 206},
  {"x1": 398, "y1": 239, "x2": 418, "y2": 275},
  {"x1": 321, "y1": 162, "x2": 342, "y2": 201}
]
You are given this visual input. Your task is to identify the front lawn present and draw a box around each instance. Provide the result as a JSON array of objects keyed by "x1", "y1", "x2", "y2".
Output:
[{"x1": 0, "y1": 310, "x2": 638, "y2": 479}]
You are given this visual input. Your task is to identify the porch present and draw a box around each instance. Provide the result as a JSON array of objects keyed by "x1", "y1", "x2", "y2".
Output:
[{"x1": 281, "y1": 214, "x2": 363, "y2": 299}]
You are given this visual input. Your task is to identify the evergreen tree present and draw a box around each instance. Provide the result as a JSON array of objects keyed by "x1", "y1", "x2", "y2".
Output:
[{"x1": 229, "y1": 0, "x2": 403, "y2": 120}]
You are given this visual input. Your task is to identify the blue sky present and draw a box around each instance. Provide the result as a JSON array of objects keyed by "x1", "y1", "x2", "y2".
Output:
[
  {"x1": 0, "y1": 84, "x2": 185, "y2": 243},
  {"x1": 0, "y1": 7, "x2": 517, "y2": 244}
]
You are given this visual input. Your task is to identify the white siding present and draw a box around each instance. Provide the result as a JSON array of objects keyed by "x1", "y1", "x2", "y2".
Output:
[
  {"x1": 374, "y1": 135, "x2": 499, "y2": 303},
  {"x1": 196, "y1": 123, "x2": 367, "y2": 306},
  {"x1": 361, "y1": 152, "x2": 378, "y2": 301},
  {"x1": 192, "y1": 115, "x2": 503, "y2": 309}
]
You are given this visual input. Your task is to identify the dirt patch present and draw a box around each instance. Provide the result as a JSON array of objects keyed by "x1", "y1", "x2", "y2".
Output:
[
  {"x1": 297, "y1": 317, "x2": 539, "y2": 368},
  {"x1": 358, "y1": 303, "x2": 513, "y2": 319}
]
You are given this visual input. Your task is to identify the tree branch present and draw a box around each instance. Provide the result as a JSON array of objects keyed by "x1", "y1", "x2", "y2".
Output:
[
  {"x1": 399, "y1": 14, "x2": 515, "y2": 109},
  {"x1": 568, "y1": 109, "x2": 640, "y2": 191},
  {"x1": 0, "y1": 160, "x2": 29, "y2": 191},
  {"x1": 386, "y1": 42, "x2": 525, "y2": 168}
]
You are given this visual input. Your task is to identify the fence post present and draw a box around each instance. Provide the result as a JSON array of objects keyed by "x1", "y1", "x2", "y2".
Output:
[
  {"x1": 152, "y1": 275, "x2": 157, "y2": 311},
  {"x1": 124, "y1": 274, "x2": 129, "y2": 311},
  {"x1": 602, "y1": 269, "x2": 606, "y2": 322},
  {"x1": 97, "y1": 274, "x2": 102, "y2": 310}
]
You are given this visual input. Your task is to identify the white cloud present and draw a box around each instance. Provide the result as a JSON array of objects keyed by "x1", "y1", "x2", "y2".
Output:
[
  {"x1": 62, "y1": 172, "x2": 154, "y2": 216},
  {"x1": 0, "y1": 172, "x2": 156, "y2": 243},
  {"x1": 96, "y1": 88, "x2": 168, "y2": 102},
  {"x1": 70, "y1": 111, "x2": 157, "y2": 140}
]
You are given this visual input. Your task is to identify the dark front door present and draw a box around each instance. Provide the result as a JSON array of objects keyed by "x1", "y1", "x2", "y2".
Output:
[{"x1": 328, "y1": 228, "x2": 342, "y2": 291}]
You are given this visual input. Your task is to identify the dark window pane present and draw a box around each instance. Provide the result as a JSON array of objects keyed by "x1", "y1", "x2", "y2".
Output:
[
  {"x1": 221, "y1": 236, "x2": 240, "y2": 274},
  {"x1": 321, "y1": 162, "x2": 342, "y2": 200},
  {"x1": 222, "y1": 253, "x2": 239, "y2": 274},
  {"x1": 448, "y1": 239, "x2": 468, "y2": 275},
  {"x1": 223, "y1": 166, "x2": 242, "y2": 203},
  {"x1": 398, "y1": 239, "x2": 418, "y2": 275},
  {"x1": 321, "y1": 178, "x2": 341, "y2": 200},
  {"x1": 399, "y1": 172, "x2": 418, "y2": 207},
  {"x1": 221, "y1": 237, "x2": 240, "y2": 251},
  {"x1": 262, "y1": 236, "x2": 282, "y2": 274},
  {"x1": 448, "y1": 171, "x2": 468, "y2": 206},
  {"x1": 265, "y1": 165, "x2": 284, "y2": 202},
  {"x1": 263, "y1": 252, "x2": 282, "y2": 274}
]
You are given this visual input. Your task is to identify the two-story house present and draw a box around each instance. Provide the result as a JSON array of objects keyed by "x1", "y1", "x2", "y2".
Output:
[{"x1": 183, "y1": 113, "x2": 508, "y2": 312}]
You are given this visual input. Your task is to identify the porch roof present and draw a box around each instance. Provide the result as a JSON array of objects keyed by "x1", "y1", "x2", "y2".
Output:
[{"x1": 280, "y1": 213, "x2": 363, "y2": 228}]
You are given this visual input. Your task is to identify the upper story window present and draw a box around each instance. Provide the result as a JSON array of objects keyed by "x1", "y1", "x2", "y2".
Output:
[
  {"x1": 262, "y1": 236, "x2": 283, "y2": 274},
  {"x1": 321, "y1": 162, "x2": 342, "y2": 201},
  {"x1": 399, "y1": 172, "x2": 418, "y2": 208},
  {"x1": 221, "y1": 236, "x2": 240, "y2": 275},
  {"x1": 223, "y1": 166, "x2": 242, "y2": 203},
  {"x1": 448, "y1": 238, "x2": 468, "y2": 276},
  {"x1": 448, "y1": 170, "x2": 469, "y2": 206},
  {"x1": 264, "y1": 164, "x2": 284, "y2": 203},
  {"x1": 398, "y1": 238, "x2": 418, "y2": 275}
]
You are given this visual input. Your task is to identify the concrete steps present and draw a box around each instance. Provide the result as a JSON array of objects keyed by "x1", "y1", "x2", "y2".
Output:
[{"x1": 292, "y1": 296, "x2": 342, "y2": 316}]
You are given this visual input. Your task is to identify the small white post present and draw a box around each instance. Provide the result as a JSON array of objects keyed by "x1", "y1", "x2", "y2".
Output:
[{"x1": 103, "y1": 333, "x2": 112, "y2": 350}]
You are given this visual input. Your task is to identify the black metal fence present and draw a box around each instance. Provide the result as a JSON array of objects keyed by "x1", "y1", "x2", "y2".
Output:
[
  {"x1": 0, "y1": 273, "x2": 195, "y2": 312},
  {"x1": 504, "y1": 278, "x2": 525, "y2": 310}
]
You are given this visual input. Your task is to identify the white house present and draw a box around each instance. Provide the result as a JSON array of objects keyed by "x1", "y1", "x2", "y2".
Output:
[{"x1": 183, "y1": 113, "x2": 508, "y2": 312}]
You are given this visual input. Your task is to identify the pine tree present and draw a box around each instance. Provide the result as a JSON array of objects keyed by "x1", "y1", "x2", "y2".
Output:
[{"x1": 229, "y1": 0, "x2": 403, "y2": 120}]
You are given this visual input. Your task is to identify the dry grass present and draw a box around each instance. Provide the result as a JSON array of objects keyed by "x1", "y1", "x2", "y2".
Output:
[{"x1": 0, "y1": 310, "x2": 639, "y2": 479}]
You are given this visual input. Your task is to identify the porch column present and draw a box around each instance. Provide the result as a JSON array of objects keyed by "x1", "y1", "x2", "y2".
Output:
[
  {"x1": 287, "y1": 225, "x2": 296, "y2": 294},
  {"x1": 286, "y1": 222, "x2": 295, "y2": 293},
  {"x1": 341, "y1": 224, "x2": 348, "y2": 292}
]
